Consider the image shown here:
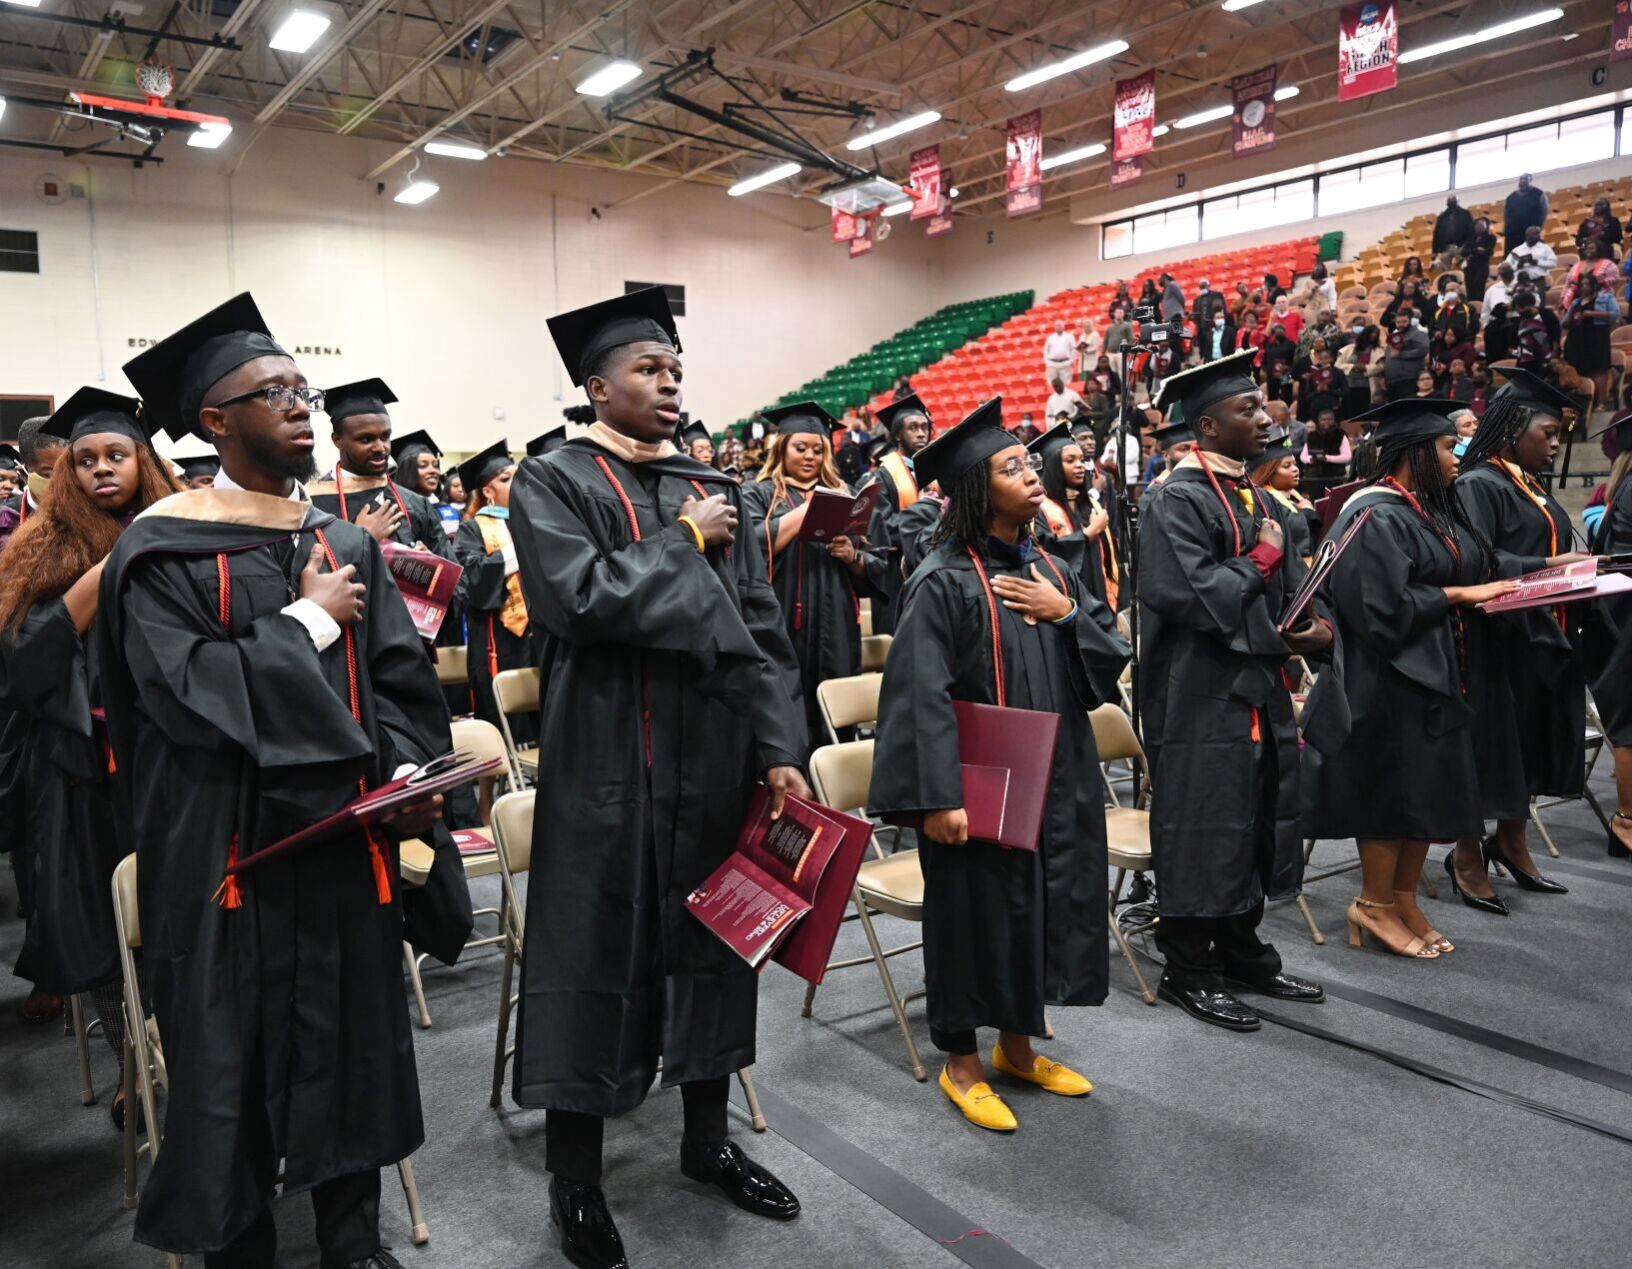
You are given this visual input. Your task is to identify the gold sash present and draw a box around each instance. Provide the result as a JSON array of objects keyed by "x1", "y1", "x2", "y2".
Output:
[{"x1": 475, "y1": 514, "x2": 529, "y2": 637}]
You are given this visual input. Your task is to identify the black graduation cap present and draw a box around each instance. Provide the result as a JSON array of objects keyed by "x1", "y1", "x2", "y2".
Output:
[
  {"x1": 39, "y1": 386, "x2": 155, "y2": 447},
  {"x1": 1589, "y1": 409, "x2": 1632, "y2": 460},
  {"x1": 547, "y1": 287, "x2": 681, "y2": 388},
  {"x1": 325, "y1": 377, "x2": 398, "y2": 426},
  {"x1": 912, "y1": 397, "x2": 1014, "y2": 491},
  {"x1": 861, "y1": 433, "x2": 894, "y2": 466},
  {"x1": 1354, "y1": 397, "x2": 1459, "y2": 465},
  {"x1": 1152, "y1": 420, "x2": 1196, "y2": 451},
  {"x1": 1152, "y1": 349, "x2": 1259, "y2": 426},
  {"x1": 456, "y1": 439, "x2": 513, "y2": 493},
  {"x1": 173, "y1": 452, "x2": 222, "y2": 480},
  {"x1": 1026, "y1": 421, "x2": 1077, "y2": 463},
  {"x1": 762, "y1": 401, "x2": 839, "y2": 438},
  {"x1": 679, "y1": 421, "x2": 712, "y2": 450},
  {"x1": 0, "y1": 443, "x2": 22, "y2": 470},
  {"x1": 1490, "y1": 365, "x2": 1577, "y2": 418},
  {"x1": 390, "y1": 429, "x2": 442, "y2": 462},
  {"x1": 527, "y1": 426, "x2": 568, "y2": 458},
  {"x1": 122, "y1": 292, "x2": 289, "y2": 441},
  {"x1": 876, "y1": 393, "x2": 930, "y2": 435},
  {"x1": 1257, "y1": 429, "x2": 1299, "y2": 467}
]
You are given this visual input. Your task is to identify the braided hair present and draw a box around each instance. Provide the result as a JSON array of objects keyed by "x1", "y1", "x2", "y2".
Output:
[
  {"x1": 1459, "y1": 394, "x2": 1539, "y2": 471},
  {"x1": 927, "y1": 457, "x2": 997, "y2": 557},
  {"x1": 1374, "y1": 436, "x2": 1493, "y2": 576}
]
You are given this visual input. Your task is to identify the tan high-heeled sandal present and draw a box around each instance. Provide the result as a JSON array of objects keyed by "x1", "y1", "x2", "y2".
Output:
[
  {"x1": 1394, "y1": 890, "x2": 1453, "y2": 954},
  {"x1": 1347, "y1": 897, "x2": 1439, "y2": 959}
]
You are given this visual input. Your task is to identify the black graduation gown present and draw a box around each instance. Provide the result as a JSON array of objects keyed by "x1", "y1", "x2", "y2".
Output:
[
  {"x1": 741, "y1": 479, "x2": 882, "y2": 750},
  {"x1": 507, "y1": 440, "x2": 805, "y2": 1117},
  {"x1": 452, "y1": 514, "x2": 538, "y2": 745},
  {"x1": 1455, "y1": 462, "x2": 1586, "y2": 796},
  {"x1": 895, "y1": 496, "x2": 945, "y2": 578},
  {"x1": 1031, "y1": 496, "x2": 1116, "y2": 608},
  {"x1": 1137, "y1": 465, "x2": 1313, "y2": 918},
  {"x1": 869, "y1": 540, "x2": 1130, "y2": 1038},
  {"x1": 1301, "y1": 491, "x2": 1488, "y2": 840},
  {"x1": 0, "y1": 598, "x2": 122, "y2": 993},
  {"x1": 1589, "y1": 477, "x2": 1632, "y2": 745},
  {"x1": 858, "y1": 455, "x2": 919, "y2": 635},
  {"x1": 95, "y1": 489, "x2": 471, "y2": 1254}
]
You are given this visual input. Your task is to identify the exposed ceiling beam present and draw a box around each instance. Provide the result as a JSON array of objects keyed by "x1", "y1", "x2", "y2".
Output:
[{"x1": 337, "y1": 0, "x2": 515, "y2": 135}]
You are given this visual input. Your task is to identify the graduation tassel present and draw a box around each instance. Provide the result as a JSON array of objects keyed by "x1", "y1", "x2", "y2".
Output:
[
  {"x1": 212, "y1": 834, "x2": 245, "y2": 910},
  {"x1": 365, "y1": 827, "x2": 393, "y2": 905}
]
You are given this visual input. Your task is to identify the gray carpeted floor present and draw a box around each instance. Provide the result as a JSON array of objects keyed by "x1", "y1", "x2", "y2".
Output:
[{"x1": 2, "y1": 767, "x2": 1628, "y2": 1269}]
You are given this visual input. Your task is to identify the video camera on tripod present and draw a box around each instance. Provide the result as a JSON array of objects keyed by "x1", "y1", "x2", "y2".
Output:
[{"x1": 1129, "y1": 305, "x2": 1187, "y2": 347}]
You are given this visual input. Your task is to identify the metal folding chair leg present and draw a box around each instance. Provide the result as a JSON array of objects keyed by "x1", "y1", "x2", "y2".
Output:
[
  {"x1": 735, "y1": 1067, "x2": 767, "y2": 1132},
  {"x1": 70, "y1": 993, "x2": 95, "y2": 1105},
  {"x1": 397, "y1": 1156, "x2": 429, "y2": 1245},
  {"x1": 1529, "y1": 799, "x2": 1562, "y2": 858},
  {"x1": 403, "y1": 942, "x2": 432, "y2": 1029},
  {"x1": 1295, "y1": 895, "x2": 1325, "y2": 946},
  {"x1": 852, "y1": 894, "x2": 928, "y2": 1082},
  {"x1": 121, "y1": 1030, "x2": 138, "y2": 1210},
  {"x1": 490, "y1": 936, "x2": 517, "y2": 1109},
  {"x1": 1108, "y1": 894, "x2": 1157, "y2": 1004}
]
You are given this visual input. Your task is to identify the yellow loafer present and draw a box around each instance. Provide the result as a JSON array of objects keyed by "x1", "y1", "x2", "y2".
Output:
[
  {"x1": 992, "y1": 1042, "x2": 1093, "y2": 1097},
  {"x1": 938, "y1": 1067, "x2": 1018, "y2": 1132}
]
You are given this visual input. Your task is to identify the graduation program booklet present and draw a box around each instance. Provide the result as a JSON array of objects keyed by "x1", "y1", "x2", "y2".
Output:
[
  {"x1": 686, "y1": 786, "x2": 868, "y2": 972},
  {"x1": 1477, "y1": 558, "x2": 1632, "y2": 613},
  {"x1": 798, "y1": 483, "x2": 882, "y2": 543},
  {"x1": 1278, "y1": 506, "x2": 1372, "y2": 633},
  {"x1": 379, "y1": 541, "x2": 463, "y2": 642}
]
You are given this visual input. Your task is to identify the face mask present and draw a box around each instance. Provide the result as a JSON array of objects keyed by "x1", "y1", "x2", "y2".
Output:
[
  {"x1": 1411, "y1": 316, "x2": 1421, "y2": 328},
  {"x1": 27, "y1": 471, "x2": 51, "y2": 502},
  {"x1": 1214, "y1": 316, "x2": 1225, "y2": 327},
  {"x1": 1444, "y1": 291, "x2": 1459, "y2": 303},
  {"x1": 1353, "y1": 323, "x2": 1365, "y2": 333}
]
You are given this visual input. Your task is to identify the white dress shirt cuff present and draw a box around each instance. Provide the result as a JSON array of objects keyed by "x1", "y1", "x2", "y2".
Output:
[
  {"x1": 283, "y1": 597, "x2": 342, "y2": 653},
  {"x1": 502, "y1": 544, "x2": 520, "y2": 577}
]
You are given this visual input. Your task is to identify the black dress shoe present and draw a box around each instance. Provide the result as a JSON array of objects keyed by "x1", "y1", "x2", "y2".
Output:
[
  {"x1": 549, "y1": 1177, "x2": 628, "y2": 1269},
  {"x1": 679, "y1": 1138, "x2": 801, "y2": 1221},
  {"x1": 1156, "y1": 976, "x2": 1261, "y2": 1031},
  {"x1": 1223, "y1": 971, "x2": 1325, "y2": 1003},
  {"x1": 1483, "y1": 837, "x2": 1568, "y2": 894},
  {"x1": 320, "y1": 1251, "x2": 405, "y2": 1269},
  {"x1": 1443, "y1": 852, "x2": 1508, "y2": 915}
]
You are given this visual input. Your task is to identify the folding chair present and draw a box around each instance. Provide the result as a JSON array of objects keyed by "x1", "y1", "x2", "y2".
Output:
[
  {"x1": 434, "y1": 645, "x2": 468, "y2": 694},
  {"x1": 1529, "y1": 695, "x2": 1613, "y2": 858},
  {"x1": 491, "y1": 667, "x2": 540, "y2": 790},
  {"x1": 805, "y1": 740, "x2": 928, "y2": 1082},
  {"x1": 859, "y1": 634, "x2": 892, "y2": 673},
  {"x1": 68, "y1": 993, "x2": 96, "y2": 1107},
  {"x1": 815, "y1": 672, "x2": 882, "y2": 746},
  {"x1": 401, "y1": 717, "x2": 511, "y2": 1029},
  {"x1": 1087, "y1": 705, "x2": 1158, "y2": 1004}
]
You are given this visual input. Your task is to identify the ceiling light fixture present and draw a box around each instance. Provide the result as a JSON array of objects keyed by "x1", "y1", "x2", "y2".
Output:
[
  {"x1": 1399, "y1": 7, "x2": 1564, "y2": 64},
  {"x1": 1173, "y1": 104, "x2": 1234, "y2": 129},
  {"x1": 1221, "y1": 0, "x2": 1266, "y2": 10},
  {"x1": 0, "y1": 96, "x2": 6, "y2": 124},
  {"x1": 1152, "y1": 124, "x2": 1171, "y2": 137},
  {"x1": 268, "y1": 9, "x2": 332, "y2": 54},
  {"x1": 0, "y1": 0, "x2": 45, "y2": 8},
  {"x1": 845, "y1": 110, "x2": 941, "y2": 151},
  {"x1": 1274, "y1": 85, "x2": 1300, "y2": 100},
  {"x1": 882, "y1": 199, "x2": 914, "y2": 216},
  {"x1": 187, "y1": 121, "x2": 233, "y2": 149},
  {"x1": 727, "y1": 162, "x2": 801, "y2": 196},
  {"x1": 575, "y1": 59, "x2": 642, "y2": 97},
  {"x1": 425, "y1": 140, "x2": 487, "y2": 160},
  {"x1": 395, "y1": 180, "x2": 439, "y2": 205},
  {"x1": 949, "y1": 186, "x2": 960, "y2": 198},
  {"x1": 1040, "y1": 141, "x2": 1107, "y2": 171},
  {"x1": 1005, "y1": 39, "x2": 1129, "y2": 93}
]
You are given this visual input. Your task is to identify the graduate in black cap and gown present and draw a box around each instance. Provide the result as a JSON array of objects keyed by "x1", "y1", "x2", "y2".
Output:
[
  {"x1": 1447, "y1": 366, "x2": 1582, "y2": 903},
  {"x1": 0, "y1": 389, "x2": 181, "y2": 1125},
  {"x1": 1586, "y1": 411, "x2": 1632, "y2": 857},
  {"x1": 0, "y1": 416, "x2": 67, "y2": 557},
  {"x1": 868, "y1": 398, "x2": 1130, "y2": 1131},
  {"x1": 451, "y1": 438, "x2": 537, "y2": 745},
  {"x1": 741, "y1": 401, "x2": 886, "y2": 747},
  {"x1": 678, "y1": 419, "x2": 716, "y2": 466},
  {"x1": 175, "y1": 451, "x2": 223, "y2": 489},
  {"x1": 1301, "y1": 400, "x2": 1521, "y2": 958},
  {"x1": 507, "y1": 287, "x2": 807, "y2": 1269},
  {"x1": 529, "y1": 425, "x2": 570, "y2": 460},
  {"x1": 0, "y1": 442, "x2": 21, "y2": 501},
  {"x1": 105, "y1": 293, "x2": 471, "y2": 1266},
  {"x1": 1137, "y1": 350, "x2": 1328, "y2": 1031},
  {"x1": 859, "y1": 393, "x2": 933, "y2": 634},
  {"x1": 1028, "y1": 422, "x2": 1118, "y2": 608}
]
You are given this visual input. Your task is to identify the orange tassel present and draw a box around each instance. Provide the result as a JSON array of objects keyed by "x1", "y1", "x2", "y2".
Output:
[
  {"x1": 212, "y1": 834, "x2": 245, "y2": 909},
  {"x1": 1249, "y1": 708, "x2": 1262, "y2": 744},
  {"x1": 366, "y1": 829, "x2": 392, "y2": 905}
]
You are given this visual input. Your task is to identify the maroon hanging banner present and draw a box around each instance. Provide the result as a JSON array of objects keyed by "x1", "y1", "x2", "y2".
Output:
[
  {"x1": 1113, "y1": 70, "x2": 1156, "y2": 161},
  {"x1": 831, "y1": 206, "x2": 861, "y2": 242},
  {"x1": 909, "y1": 145, "x2": 942, "y2": 220},
  {"x1": 927, "y1": 190, "x2": 954, "y2": 237},
  {"x1": 1231, "y1": 65, "x2": 1278, "y2": 156},
  {"x1": 849, "y1": 219, "x2": 874, "y2": 258},
  {"x1": 1006, "y1": 110, "x2": 1043, "y2": 218},
  {"x1": 1110, "y1": 155, "x2": 1143, "y2": 189},
  {"x1": 1338, "y1": 1, "x2": 1398, "y2": 102},
  {"x1": 1615, "y1": 0, "x2": 1632, "y2": 62}
]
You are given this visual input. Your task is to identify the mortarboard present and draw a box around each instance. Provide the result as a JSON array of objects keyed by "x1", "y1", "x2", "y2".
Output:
[
  {"x1": 1490, "y1": 365, "x2": 1577, "y2": 418},
  {"x1": 1354, "y1": 398, "x2": 1459, "y2": 465},
  {"x1": 0, "y1": 444, "x2": 20, "y2": 469},
  {"x1": 1026, "y1": 421, "x2": 1078, "y2": 464},
  {"x1": 457, "y1": 439, "x2": 513, "y2": 493},
  {"x1": 527, "y1": 426, "x2": 569, "y2": 458},
  {"x1": 861, "y1": 433, "x2": 894, "y2": 466},
  {"x1": 173, "y1": 452, "x2": 222, "y2": 480},
  {"x1": 547, "y1": 287, "x2": 681, "y2": 388},
  {"x1": 1257, "y1": 428, "x2": 1300, "y2": 468},
  {"x1": 390, "y1": 429, "x2": 442, "y2": 462},
  {"x1": 912, "y1": 397, "x2": 1014, "y2": 491},
  {"x1": 679, "y1": 421, "x2": 713, "y2": 450},
  {"x1": 1153, "y1": 420, "x2": 1196, "y2": 451},
  {"x1": 39, "y1": 386, "x2": 155, "y2": 447},
  {"x1": 325, "y1": 377, "x2": 398, "y2": 426},
  {"x1": 1590, "y1": 409, "x2": 1632, "y2": 461},
  {"x1": 1152, "y1": 349, "x2": 1259, "y2": 426},
  {"x1": 876, "y1": 393, "x2": 931, "y2": 434},
  {"x1": 122, "y1": 293, "x2": 290, "y2": 441},
  {"x1": 762, "y1": 401, "x2": 840, "y2": 438}
]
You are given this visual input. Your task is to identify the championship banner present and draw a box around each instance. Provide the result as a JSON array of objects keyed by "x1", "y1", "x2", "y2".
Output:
[
  {"x1": 1338, "y1": 1, "x2": 1398, "y2": 102},
  {"x1": 1110, "y1": 155, "x2": 1143, "y2": 189},
  {"x1": 831, "y1": 206, "x2": 861, "y2": 242},
  {"x1": 1113, "y1": 70, "x2": 1156, "y2": 161},
  {"x1": 1006, "y1": 110, "x2": 1043, "y2": 218},
  {"x1": 849, "y1": 219, "x2": 874, "y2": 258},
  {"x1": 1231, "y1": 65, "x2": 1278, "y2": 156},
  {"x1": 1615, "y1": 0, "x2": 1632, "y2": 62},
  {"x1": 927, "y1": 192, "x2": 954, "y2": 238},
  {"x1": 909, "y1": 145, "x2": 942, "y2": 220}
]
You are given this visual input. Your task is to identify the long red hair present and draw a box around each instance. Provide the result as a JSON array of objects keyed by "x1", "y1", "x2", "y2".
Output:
[{"x1": 0, "y1": 442, "x2": 181, "y2": 631}]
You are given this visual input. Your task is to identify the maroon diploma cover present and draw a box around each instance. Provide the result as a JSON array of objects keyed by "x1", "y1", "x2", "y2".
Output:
[
  {"x1": 379, "y1": 541, "x2": 463, "y2": 642},
  {"x1": 798, "y1": 483, "x2": 882, "y2": 543}
]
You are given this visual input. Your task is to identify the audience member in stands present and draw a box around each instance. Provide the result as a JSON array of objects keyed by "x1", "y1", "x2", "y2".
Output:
[
  {"x1": 1559, "y1": 236, "x2": 1622, "y2": 311},
  {"x1": 1160, "y1": 272, "x2": 1186, "y2": 322},
  {"x1": 1298, "y1": 310, "x2": 1341, "y2": 361},
  {"x1": 1433, "y1": 282, "x2": 1476, "y2": 343},
  {"x1": 1505, "y1": 224, "x2": 1557, "y2": 291},
  {"x1": 1265, "y1": 398, "x2": 1305, "y2": 458},
  {"x1": 1383, "y1": 279, "x2": 1430, "y2": 329},
  {"x1": 1108, "y1": 281, "x2": 1133, "y2": 318},
  {"x1": 1503, "y1": 172, "x2": 1550, "y2": 255},
  {"x1": 1302, "y1": 404, "x2": 1352, "y2": 490},
  {"x1": 1267, "y1": 293, "x2": 1302, "y2": 345},
  {"x1": 1452, "y1": 407, "x2": 1480, "y2": 438},
  {"x1": 1483, "y1": 300, "x2": 1518, "y2": 363},
  {"x1": 1336, "y1": 324, "x2": 1385, "y2": 415},
  {"x1": 1103, "y1": 303, "x2": 1133, "y2": 355},
  {"x1": 1084, "y1": 387, "x2": 1115, "y2": 438},
  {"x1": 1464, "y1": 217, "x2": 1499, "y2": 301},
  {"x1": 1512, "y1": 290, "x2": 1554, "y2": 374},
  {"x1": 1399, "y1": 255, "x2": 1427, "y2": 288},
  {"x1": 1432, "y1": 329, "x2": 1477, "y2": 389},
  {"x1": 1259, "y1": 325, "x2": 1299, "y2": 402},
  {"x1": 1043, "y1": 319, "x2": 1077, "y2": 386},
  {"x1": 1433, "y1": 194, "x2": 1475, "y2": 269},
  {"x1": 1482, "y1": 263, "x2": 1516, "y2": 324},
  {"x1": 1262, "y1": 273, "x2": 1287, "y2": 302},
  {"x1": 1045, "y1": 376, "x2": 1086, "y2": 425},
  {"x1": 1310, "y1": 263, "x2": 1339, "y2": 318},
  {"x1": 1085, "y1": 353, "x2": 1122, "y2": 401},
  {"x1": 1076, "y1": 317, "x2": 1103, "y2": 377},
  {"x1": 1577, "y1": 196, "x2": 1623, "y2": 259},
  {"x1": 1236, "y1": 308, "x2": 1265, "y2": 356},
  {"x1": 1191, "y1": 278, "x2": 1222, "y2": 323},
  {"x1": 1384, "y1": 310, "x2": 1431, "y2": 402},
  {"x1": 1012, "y1": 411, "x2": 1042, "y2": 444},
  {"x1": 1563, "y1": 272, "x2": 1619, "y2": 412},
  {"x1": 1446, "y1": 358, "x2": 1480, "y2": 406},
  {"x1": 1298, "y1": 344, "x2": 1343, "y2": 421},
  {"x1": 1230, "y1": 282, "x2": 1253, "y2": 322},
  {"x1": 717, "y1": 435, "x2": 744, "y2": 476},
  {"x1": 1138, "y1": 278, "x2": 1161, "y2": 310},
  {"x1": 891, "y1": 374, "x2": 914, "y2": 401},
  {"x1": 1413, "y1": 370, "x2": 1438, "y2": 400},
  {"x1": 1201, "y1": 307, "x2": 1237, "y2": 362}
]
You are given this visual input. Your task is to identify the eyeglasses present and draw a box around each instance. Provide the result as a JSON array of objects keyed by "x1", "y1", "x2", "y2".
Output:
[
  {"x1": 207, "y1": 385, "x2": 326, "y2": 413},
  {"x1": 996, "y1": 453, "x2": 1045, "y2": 479}
]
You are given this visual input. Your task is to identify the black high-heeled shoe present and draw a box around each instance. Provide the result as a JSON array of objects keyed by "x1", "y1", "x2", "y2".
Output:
[
  {"x1": 1483, "y1": 836, "x2": 1568, "y2": 894},
  {"x1": 1609, "y1": 812, "x2": 1632, "y2": 860},
  {"x1": 1443, "y1": 852, "x2": 1508, "y2": 915}
]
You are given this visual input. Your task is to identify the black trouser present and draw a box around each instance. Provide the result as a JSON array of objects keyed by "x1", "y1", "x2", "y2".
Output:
[
  {"x1": 545, "y1": 1075, "x2": 731, "y2": 1186},
  {"x1": 203, "y1": 1169, "x2": 381, "y2": 1268},
  {"x1": 1155, "y1": 900, "x2": 1281, "y2": 991},
  {"x1": 930, "y1": 1026, "x2": 980, "y2": 1057}
]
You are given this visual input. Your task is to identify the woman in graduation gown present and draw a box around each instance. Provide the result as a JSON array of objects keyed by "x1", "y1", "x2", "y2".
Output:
[
  {"x1": 1587, "y1": 412, "x2": 1632, "y2": 858},
  {"x1": 453, "y1": 441, "x2": 538, "y2": 744},
  {"x1": 1301, "y1": 400, "x2": 1520, "y2": 958},
  {"x1": 870, "y1": 398, "x2": 1131, "y2": 1133},
  {"x1": 1027, "y1": 421, "x2": 1119, "y2": 607},
  {"x1": 1449, "y1": 367, "x2": 1583, "y2": 904},
  {"x1": 860, "y1": 393, "x2": 933, "y2": 635},
  {"x1": 741, "y1": 403, "x2": 885, "y2": 748},
  {"x1": 0, "y1": 388, "x2": 180, "y2": 1125},
  {"x1": 1250, "y1": 434, "x2": 1321, "y2": 564}
]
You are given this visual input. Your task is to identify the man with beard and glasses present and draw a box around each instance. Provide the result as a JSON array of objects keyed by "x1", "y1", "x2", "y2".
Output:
[{"x1": 106, "y1": 293, "x2": 471, "y2": 1268}]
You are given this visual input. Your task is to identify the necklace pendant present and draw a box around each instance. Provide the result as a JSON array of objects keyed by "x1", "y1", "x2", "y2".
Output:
[{"x1": 1024, "y1": 613, "x2": 1038, "y2": 626}]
